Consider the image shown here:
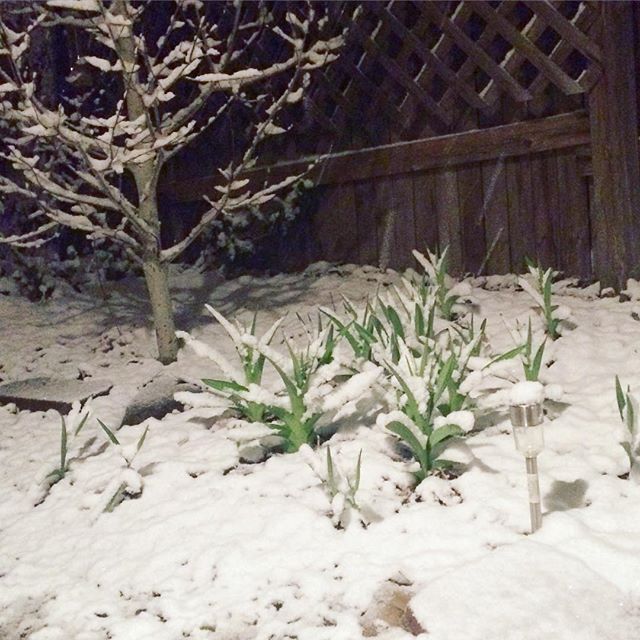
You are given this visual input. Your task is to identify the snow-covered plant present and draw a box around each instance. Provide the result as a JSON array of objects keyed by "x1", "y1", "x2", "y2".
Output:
[
  {"x1": 412, "y1": 247, "x2": 468, "y2": 321},
  {"x1": 0, "y1": 1, "x2": 343, "y2": 363},
  {"x1": 264, "y1": 324, "x2": 382, "y2": 452},
  {"x1": 264, "y1": 328, "x2": 339, "y2": 452},
  {"x1": 379, "y1": 336, "x2": 476, "y2": 481},
  {"x1": 98, "y1": 419, "x2": 149, "y2": 512},
  {"x1": 178, "y1": 305, "x2": 283, "y2": 423},
  {"x1": 45, "y1": 401, "x2": 91, "y2": 489},
  {"x1": 385, "y1": 278, "x2": 438, "y2": 349},
  {"x1": 521, "y1": 319, "x2": 546, "y2": 382},
  {"x1": 300, "y1": 444, "x2": 362, "y2": 528},
  {"x1": 322, "y1": 298, "x2": 383, "y2": 363},
  {"x1": 179, "y1": 310, "x2": 380, "y2": 453},
  {"x1": 326, "y1": 446, "x2": 362, "y2": 511},
  {"x1": 519, "y1": 259, "x2": 567, "y2": 340},
  {"x1": 615, "y1": 376, "x2": 640, "y2": 480}
]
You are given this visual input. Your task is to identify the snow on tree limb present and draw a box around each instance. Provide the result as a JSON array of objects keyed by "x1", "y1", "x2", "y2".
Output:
[{"x1": 0, "y1": 0, "x2": 343, "y2": 261}]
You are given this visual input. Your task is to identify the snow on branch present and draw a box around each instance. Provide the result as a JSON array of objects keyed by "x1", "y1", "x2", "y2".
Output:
[{"x1": 0, "y1": 0, "x2": 344, "y2": 263}]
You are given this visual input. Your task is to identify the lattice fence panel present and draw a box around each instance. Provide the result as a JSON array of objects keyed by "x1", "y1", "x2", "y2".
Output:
[{"x1": 293, "y1": 0, "x2": 602, "y2": 155}]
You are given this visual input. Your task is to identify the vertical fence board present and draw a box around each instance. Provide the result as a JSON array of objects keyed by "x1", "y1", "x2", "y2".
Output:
[
  {"x1": 312, "y1": 183, "x2": 358, "y2": 264},
  {"x1": 413, "y1": 170, "x2": 439, "y2": 255},
  {"x1": 589, "y1": 2, "x2": 640, "y2": 287},
  {"x1": 480, "y1": 158, "x2": 510, "y2": 274},
  {"x1": 556, "y1": 149, "x2": 592, "y2": 279},
  {"x1": 354, "y1": 181, "x2": 379, "y2": 265},
  {"x1": 371, "y1": 177, "x2": 394, "y2": 270},
  {"x1": 391, "y1": 175, "x2": 416, "y2": 270},
  {"x1": 506, "y1": 156, "x2": 537, "y2": 272},
  {"x1": 530, "y1": 154, "x2": 558, "y2": 269},
  {"x1": 457, "y1": 164, "x2": 486, "y2": 274},
  {"x1": 544, "y1": 153, "x2": 563, "y2": 271},
  {"x1": 434, "y1": 168, "x2": 463, "y2": 275}
]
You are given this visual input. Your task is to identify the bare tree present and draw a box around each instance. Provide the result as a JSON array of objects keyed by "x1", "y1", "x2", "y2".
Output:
[{"x1": 0, "y1": 0, "x2": 342, "y2": 363}]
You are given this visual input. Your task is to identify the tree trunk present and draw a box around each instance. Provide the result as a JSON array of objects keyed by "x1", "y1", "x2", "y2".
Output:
[
  {"x1": 111, "y1": 0, "x2": 179, "y2": 364},
  {"x1": 142, "y1": 256, "x2": 178, "y2": 364}
]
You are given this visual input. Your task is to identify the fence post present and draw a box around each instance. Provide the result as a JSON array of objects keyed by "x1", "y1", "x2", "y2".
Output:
[{"x1": 588, "y1": 1, "x2": 640, "y2": 289}]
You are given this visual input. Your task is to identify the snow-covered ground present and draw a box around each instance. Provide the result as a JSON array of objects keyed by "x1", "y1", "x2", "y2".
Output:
[{"x1": 1, "y1": 263, "x2": 640, "y2": 640}]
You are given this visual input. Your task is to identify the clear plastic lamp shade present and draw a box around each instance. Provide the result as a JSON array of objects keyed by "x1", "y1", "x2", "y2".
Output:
[{"x1": 510, "y1": 403, "x2": 545, "y2": 457}]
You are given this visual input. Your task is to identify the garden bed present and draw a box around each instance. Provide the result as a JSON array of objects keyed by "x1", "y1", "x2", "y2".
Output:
[{"x1": 1, "y1": 260, "x2": 639, "y2": 640}]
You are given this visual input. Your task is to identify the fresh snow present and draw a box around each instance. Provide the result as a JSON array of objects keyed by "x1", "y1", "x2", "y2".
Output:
[
  {"x1": 510, "y1": 380, "x2": 545, "y2": 405},
  {"x1": 1, "y1": 263, "x2": 640, "y2": 639}
]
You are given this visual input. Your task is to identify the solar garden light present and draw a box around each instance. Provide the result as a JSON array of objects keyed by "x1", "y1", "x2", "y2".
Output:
[{"x1": 509, "y1": 382, "x2": 545, "y2": 534}]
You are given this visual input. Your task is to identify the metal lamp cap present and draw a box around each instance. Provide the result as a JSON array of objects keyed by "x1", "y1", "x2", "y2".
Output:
[{"x1": 509, "y1": 403, "x2": 543, "y2": 427}]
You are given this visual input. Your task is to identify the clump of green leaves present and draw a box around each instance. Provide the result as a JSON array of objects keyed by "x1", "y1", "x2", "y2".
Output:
[
  {"x1": 322, "y1": 298, "x2": 382, "y2": 363},
  {"x1": 615, "y1": 376, "x2": 639, "y2": 479},
  {"x1": 381, "y1": 333, "x2": 476, "y2": 481},
  {"x1": 263, "y1": 319, "x2": 352, "y2": 452},
  {"x1": 412, "y1": 247, "x2": 462, "y2": 321},
  {"x1": 325, "y1": 446, "x2": 362, "y2": 513},
  {"x1": 302, "y1": 444, "x2": 364, "y2": 528},
  {"x1": 45, "y1": 404, "x2": 90, "y2": 488},
  {"x1": 98, "y1": 419, "x2": 149, "y2": 512},
  {"x1": 266, "y1": 347, "x2": 325, "y2": 452},
  {"x1": 519, "y1": 259, "x2": 563, "y2": 340},
  {"x1": 180, "y1": 307, "x2": 381, "y2": 454},
  {"x1": 178, "y1": 305, "x2": 283, "y2": 422}
]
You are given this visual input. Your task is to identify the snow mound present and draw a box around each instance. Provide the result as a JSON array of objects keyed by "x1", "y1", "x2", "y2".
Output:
[{"x1": 410, "y1": 541, "x2": 640, "y2": 640}]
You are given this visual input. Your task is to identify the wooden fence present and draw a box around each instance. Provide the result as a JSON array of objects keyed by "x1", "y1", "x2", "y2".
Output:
[{"x1": 162, "y1": 1, "x2": 640, "y2": 287}]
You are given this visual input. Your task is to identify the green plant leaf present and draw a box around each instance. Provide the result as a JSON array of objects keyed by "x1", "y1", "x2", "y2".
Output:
[
  {"x1": 326, "y1": 447, "x2": 337, "y2": 497},
  {"x1": 434, "y1": 354, "x2": 456, "y2": 405},
  {"x1": 384, "y1": 304, "x2": 405, "y2": 340},
  {"x1": 486, "y1": 345, "x2": 525, "y2": 368},
  {"x1": 387, "y1": 420, "x2": 428, "y2": 475},
  {"x1": 202, "y1": 378, "x2": 249, "y2": 393},
  {"x1": 525, "y1": 319, "x2": 533, "y2": 359},
  {"x1": 136, "y1": 425, "x2": 149, "y2": 453},
  {"x1": 243, "y1": 400, "x2": 266, "y2": 423},
  {"x1": 388, "y1": 368, "x2": 422, "y2": 427},
  {"x1": 97, "y1": 418, "x2": 120, "y2": 446},
  {"x1": 318, "y1": 325, "x2": 335, "y2": 366},
  {"x1": 104, "y1": 481, "x2": 127, "y2": 513},
  {"x1": 430, "y1": 423, "x2": 464, "y2": 448},
  {"x1": 270, "y1": 360, "x2": 305, "y2": 417},
  {"x1": 285, "y1": 413, "x2": 320, "y2": 452},
  {"x1": 46, "y1": 468, "x2": 65, "y2": 484},
  {"x1": 414, "y1": 303, "x2": 425, "y2": 337},
  {"x1": 615, "y1": 376, "x2": 626, "y2": 422},
  {"x1": 249, "y1": 354, "x2": 267, "y2": 385},
  {"x1": 352, "y1": 449, "x2": 362, "y2": 494},
  {"x1": 529, "y1": 340, "x2": 546, "y2": 381},
  {"x1": 74, "y1": 411, "x2": 90, "y2": 436},
  {"x1": 60, "y1": 416, "x2": 67, "y2": 472},
  {"x1": 626, "y1": 395, "x2": 635, "y2": 435}
]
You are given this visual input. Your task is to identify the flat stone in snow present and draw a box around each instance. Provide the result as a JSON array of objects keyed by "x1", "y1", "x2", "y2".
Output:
[
  {"x1": 121, "y1": 374, "x2": 199, "y2": 426},
  {"x1": 0, "y1": 377, "x2": 112, "y2": 413}
]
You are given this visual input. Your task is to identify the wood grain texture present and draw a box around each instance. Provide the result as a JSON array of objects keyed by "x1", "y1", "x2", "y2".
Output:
[
  {"x1": 556, "y1": 149, "x2": 592, "y2": 279},
  {"x1": 413, "y1": 171, "x2": 439, "y2": 257},
  {"x1": 505, "y1": 155, "x2": 537, "y2": 273},
  {"x1": 457, "y1": 164, "x2": 486, "y2": 275},
  {"x1": 480, "y1": 159, "x2": 511, "y2": 274},
  {"x1": 588, "y1": 2, "x2": 640, "y2": 287},
  {"x1": 433, "y1": 168, "x2": 462, "y2": 275},
  {"x1": 311, "y1": 183, "x2": 358, "y2": 264}
]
